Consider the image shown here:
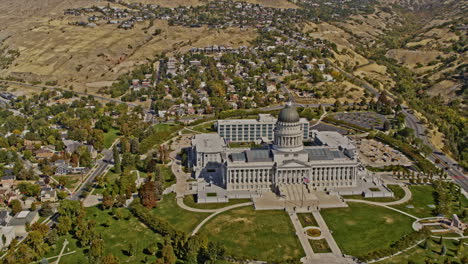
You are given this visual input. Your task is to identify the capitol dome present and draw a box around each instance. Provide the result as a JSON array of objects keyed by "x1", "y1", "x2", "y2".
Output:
[{"x1": 278, "y1": 104, "x2": 300, "y2": 123}]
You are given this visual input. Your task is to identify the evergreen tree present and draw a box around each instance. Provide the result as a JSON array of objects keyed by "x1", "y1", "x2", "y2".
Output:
[{"x1": 113, "y1": 147, "x2": 121, "y2": 174}]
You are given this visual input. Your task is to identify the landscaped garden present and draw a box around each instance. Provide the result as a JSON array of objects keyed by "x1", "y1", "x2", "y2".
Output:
[
  {"x1": 391, "y1": 185, "x2": 436, "y2": 218},
  {"x1": 379, "y1": 237, "x2": 467, "y2": 264},
  {"x1": 309, "y1": 239, "x2": 332, "y2": 253},
  {"x1": 306, "y1": 228, "x2": 321, "y2": 237},
  {"x1": 200, "y1": 206, "x2": 304, "y2": 262},
  {"x1": 297, "y1": 213, "x2": 318, "y2": 227},
  {"x1": 151, "y1": 193, "x2": 210, "y2": 233},
  {"x1": 183, "y1": 195, "x2": 251, "y2": 210},
  {"x1": 140, "y1": 123, "x2": 183, "y2": 153},
  {"x1": 321, "y1": 202, "x2": 414, "y2": 257}
]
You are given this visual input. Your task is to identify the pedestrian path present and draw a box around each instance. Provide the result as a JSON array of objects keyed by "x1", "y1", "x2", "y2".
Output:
[
  {"x1": 312, "y1": 211, "x2": 342, "y2": 255},
  {"x1": 287, "y1": 209, "x2": 315, "y2": 259},
  {"x1": 191, "y1": 202, "x2": 253, "y2": 236}
]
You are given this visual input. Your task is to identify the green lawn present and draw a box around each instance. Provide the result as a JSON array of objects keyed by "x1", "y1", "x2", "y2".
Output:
[
  {"x1": 46, "y1": 206, "x2": 163, "y2": 264},
  {"x1": 200, "y1": 206, "x2": 304, "y2": 262},
  {"x1": 391, "y1": 185, "x2": 436, "y2": 218},
  {"x1": 343, "y1": 185, "x2": 406, "y2": 203},
  {"x1": 140, "y1": 124, "x2": 182, "y2": 153},
  {"x1": 85, "y1": 206, "x2": 163, "y2": 263},
  {"x1": 378, "y1": 237, "x2": 468, "y2": 264},
  {"x1": 321, "y1": 203, "x2": 414, "y2": 257},
  {"x1": 158, "y1": 165, "x2": 176, "y2": 189},
  {"x1": 94, "y1": 169, "x2": 120, "y2": 195},
  {"x1": 44, "y1": 234, "x2": 88, "y2": 264},
  {"x1": 104, "y1": 128, "x2": 120, "y2": 149},
  {"x1": 191, "y1": 121, "x2": 216, "y2": 133},
  {"x1": 183, "y1": 195, "x2": 251, "y2": 210},
  {"x1": 151, "y1": 193, "x2": 210, "y2": 233}
]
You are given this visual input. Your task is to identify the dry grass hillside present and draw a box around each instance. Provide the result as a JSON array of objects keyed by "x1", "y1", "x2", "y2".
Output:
[{"x1": 0, "y1": 0, "x2": 257, "y2": 94}]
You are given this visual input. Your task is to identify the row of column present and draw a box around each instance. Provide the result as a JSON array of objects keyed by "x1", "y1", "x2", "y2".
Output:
[
  {"x1": 276, "y1": 169, "x2": 308, "y2": 184},
  {"x1": 311, "y1": 167, "x2": 355, "y2": 182},
  {"x1": 227, "y1": 168, "x2": 273, "y2": 184}
]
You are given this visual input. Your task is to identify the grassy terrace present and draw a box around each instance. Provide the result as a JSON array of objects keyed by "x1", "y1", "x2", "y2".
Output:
[
  {"x1": 151, "y1": 193, "x2": 209, "y2": 233},
  {"x1": 140, "y1": 123, "x2": 182, "y2": 153},
  {"x1": 200, "y1": 206, "x2": 304, "y2": 262},
  {"x1": 103, "y1": 128, "x2": 120, "y2": 149},
  {"x1": 321, "y1": 203, "x2": 414, "y2": 257},
  {"x1": 379, "y1": 237, "x2": 468, "y2": 264},
  {"x1": 343, "y1": 184, "x2": 406, "y2": 203},
  {"x1": 391, "y1": 185, "x2": 436, "y2": 218},
  {"x1": 192, "y1": 121, "x2": 216, "y2": 133},
  {"x1": 183, "y1": 195, "x2": 250, "y2": 210}
]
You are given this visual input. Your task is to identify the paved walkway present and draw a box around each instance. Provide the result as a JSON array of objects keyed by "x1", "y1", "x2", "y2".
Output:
[
  {"x1": 343, "y1": 199, "x2": 419, "y2": 220},
  {"x1": 312, "y1": 211, "x2": 342, "y2": 255},
  {"x1": 176, "y1": 197, "x2": 219, "y2": 213},
  {"x1": 287, "y1": 210, "x2": 315, "y2": 259},
  {"x1": 191, "y1": 202, "x2": 253, "y2": 236},
  {"x1": 344, "y1": 185, "x2": 420, "y2": 220},
  {"x1": 54, "y1": 239, "x2": 69, "y2": 264}
]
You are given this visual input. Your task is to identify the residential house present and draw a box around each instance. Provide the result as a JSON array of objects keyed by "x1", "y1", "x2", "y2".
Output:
[
  {"x1": 8, "y1": 210, "x2": 39, "y2": 234},
  {"x1": 0, "y1": 226, "x2": 15, "y2": 248}
]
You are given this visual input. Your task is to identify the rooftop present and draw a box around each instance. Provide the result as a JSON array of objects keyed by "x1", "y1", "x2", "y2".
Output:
[{"x1": 192, "y1": 134, "x2": 226, "y2": 153}]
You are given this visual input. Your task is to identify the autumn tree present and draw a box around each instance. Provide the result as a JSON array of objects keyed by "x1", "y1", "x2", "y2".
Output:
[{"x1": 139, "y1": 176, "x2": 158, "y2": 209}]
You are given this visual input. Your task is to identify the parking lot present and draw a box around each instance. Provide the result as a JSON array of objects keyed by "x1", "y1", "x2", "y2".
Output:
[
  {"x1": 334, "y1": 112, "x2": 388, "y2": 130},
  {"x1": 355, "y1": 139, "x2": 412, "y2": 167}
]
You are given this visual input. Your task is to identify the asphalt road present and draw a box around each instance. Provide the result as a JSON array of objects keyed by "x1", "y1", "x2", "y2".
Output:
[
  {"x1": 69, "y1": 149, "x2": 113, "y2": 201},
  {"x1": 402, "y1": 108, "x2": 468, "y2": 192}
]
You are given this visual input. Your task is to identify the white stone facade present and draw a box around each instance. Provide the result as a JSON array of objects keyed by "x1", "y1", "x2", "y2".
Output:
[{"x1": 191, "y1": 105, "x2": 359, "y2": 193}]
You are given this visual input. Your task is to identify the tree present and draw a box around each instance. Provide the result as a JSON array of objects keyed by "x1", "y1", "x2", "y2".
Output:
[
  {"x1": 128, "y1": 241, "x2": 137, "y2": 256},
  {"x1": 113, "y1": 147, "x2": 121, "y2": 174},
  {"x1": 383, "y1": 120, "x2": 391, "y2": 131},
  {"x1": 102, "y1": 194, "x2": 114, "y2": 209},
  {"x1": 130, "y1": 138, "x2": 139, "y2": 154},
  {"x1": 26, "y1": 230, "x2": 49, "y2": 258},
  {"x1": 441, "y1": 244, "x2": 446, "y2": 256},
  {"x1": 10, "y1": 199, "x2": 22, "y2": 215},
  {"x1": 89, "y1": 237, "x2": 105, "y2": 263},
  {"x1": 161, "y1": 243, "x2": 177, "y2": 264},
  {"x1": 138, "y1": 178, "x2": 158, "y2": 209},
  {"x1": 39, "y1": 202, "x2": 53, "y2": 217},
  {"x1": 57, "y1": 215, "x2": 72, "y2": 235},
  {"x1": 102, "y1": 254, "x2": 120, "y2": 264},
  {"x1": 423, "y1": 239, "x2": 428, "y2": 250}
]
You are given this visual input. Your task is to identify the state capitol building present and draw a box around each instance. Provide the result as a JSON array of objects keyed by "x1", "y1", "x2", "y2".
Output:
[{"x1": 190, "y1": 104, "x2": 361, "y2": 195}]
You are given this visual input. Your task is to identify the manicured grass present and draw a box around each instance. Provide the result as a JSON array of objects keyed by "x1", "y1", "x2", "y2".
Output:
[
  {"x1": 44, "y1": 234, "x2": 88, "y2": 264},
  {"x1": 321, "y1": 202, "x2": 414, "y2": 257},
  {"x1": 200, "y1": 206, "x2": 304, "y2": 262},
  {"x1": 53, "y1": 175, "x2": 83, "y2": 189},
  {"x1": 104, "y1": 128, "x2": 120, "y2": 149},
  {"x1": 140, "y1": 124, "x2": 182, "y2": 153},
  {"x1": 94, "y1": 169, "x2": 120, "y2": 195},
  {"x1": 378, "y1": 238, "x2": 468, "y2": 264},
  {"x1": 151, "y1": 193, "x2": 210, "y2": 233},
  {"x1": 183, "y1": 195, "x2": 250, "y2": 210},
  {"x1": 85, "y1": 206, "x2": 163, "y2": 263},
  {"x1": 297, "y1": 213, "x2": 318, "y2": 227},
  {"x1": 343, "y1": 185, "x2": 406, "y2": 203},
  {"x1": 46, "y1": 206, "x2": 163, "y2": 264},
  {"x1": 309, "y1": 239, "x2": 332, "y2": 253},
  {"x1": 391, "y1": 185, "x2": 436, "y2": 218},
  {"x1": 157, "y1": 165, "x2": 176, "y2": 189},
  {"x1": 192, "y1": 121, "x2": 216, "y2": 133}
]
